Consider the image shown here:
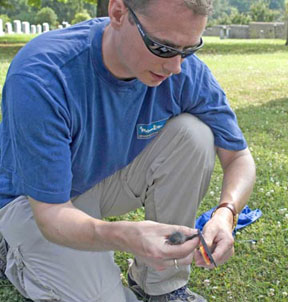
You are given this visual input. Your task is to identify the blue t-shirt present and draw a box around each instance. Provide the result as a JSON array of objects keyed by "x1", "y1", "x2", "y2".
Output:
[{"x1": 0, "y1": 18, "x2": 247, "y2": 208}]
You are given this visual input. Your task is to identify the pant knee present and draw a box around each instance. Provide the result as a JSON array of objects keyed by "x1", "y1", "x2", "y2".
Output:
[{"x1": 166, "y1": 114, "x2": 215, "y2": 165}]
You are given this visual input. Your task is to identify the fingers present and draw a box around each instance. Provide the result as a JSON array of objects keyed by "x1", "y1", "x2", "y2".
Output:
[
  {"x1": 164, "y1": 234, "x2": 200, "y2": 259},
  {"x1": 163, "y1": 226, "x2": 200, "y2": 258},
  {"x1": 172, "y1": 251, "x2": 194, "y2": 267},
  {"x1": 194, "y1": 235, "x2": 235, "y2": 268},
  {"x1": 165, "y1": 255, "x2": 193, "y2": 271},
  {"x1": 131, "y1": 223, "x2": 199, "y2": 271},
  {"x1": 194, "y1": 249, "x2": 215, "y2": 268},
  {"x1": 211, "y1": 239, "x2": 234, "y2": 266},
  {"x1": 152, "y1": 252, "x2": 195, "y2": 271},
  {"x1": 138, "y1": 236, "x2": 196, "y2": 271},
  {"x1": 154, "y1": 242, "x2": 196, "y2": 270}
]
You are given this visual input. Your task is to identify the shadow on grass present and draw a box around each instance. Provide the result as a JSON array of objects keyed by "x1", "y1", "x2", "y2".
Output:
[
  {"x1": 0, "y1": 44, "x2": 24, "y2": 62},
  {"x1": 235, "y1": 97, "x2": 288, "y2": 151}
]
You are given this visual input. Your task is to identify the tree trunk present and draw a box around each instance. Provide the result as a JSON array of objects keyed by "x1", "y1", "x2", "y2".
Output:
[
  {"x1": 97, "y1": 0, "x2": 109, "y2": 17},
  {"x1": 285, "y1": 0, "x2": 288, "y2": 46},
  {"x1": 286, "y1": 19, "x2": 288, "y2": 46}
]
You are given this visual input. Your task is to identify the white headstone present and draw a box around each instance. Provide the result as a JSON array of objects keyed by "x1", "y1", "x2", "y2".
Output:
[
  {"x1": 220, "y1": 28, "x2": 225, "y2": 39},
  {"x1": 13, "y1": 20, "x2": 22, "y2": 34},
  {"x1": 5, "y1": 22, "x2": 13, "y2": 34},
  {"x1": 226, "y1": 27, "x2": 230, "y2": 39},
  {"x1": 31, "y1": 25, "x2": 37, "y2": 34},
  {"x1": 62, "y1": 21, "x2": 70, "y2": 28},
  {"x1": 36, "y1": 24, "x2": 42, "y2": 34},
  {"x1": 42, "y1": 23, "x2": 50, "y2": 32},
  {"x1": 22, "y1": 21, "x2": 30, "y2": 34},
  {"x1": 0, "y1": 19, "x2": 4, "y2": 36}
]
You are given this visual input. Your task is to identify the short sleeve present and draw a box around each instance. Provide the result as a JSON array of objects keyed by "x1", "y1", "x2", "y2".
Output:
[
  {"x1": 2, "y1": 74, "x2": 72, "y2": 203},
  {"x1": 181, "y1": 61, "x2": 247, "y2": 151}
]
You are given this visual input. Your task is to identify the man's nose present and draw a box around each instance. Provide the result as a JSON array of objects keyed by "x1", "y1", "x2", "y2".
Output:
[{"x1": 162, "y1": 55, "x2": 183, "y2": 75}]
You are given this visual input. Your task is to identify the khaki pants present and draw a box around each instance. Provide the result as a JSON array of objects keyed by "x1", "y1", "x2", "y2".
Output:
[{"x1": 0, "y1": 114, "x2": 215, "y2": 301}]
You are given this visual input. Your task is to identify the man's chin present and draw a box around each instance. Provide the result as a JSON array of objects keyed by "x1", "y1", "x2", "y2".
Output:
[
  {"x1": 145, "y1": 81, "x2": 163, "y2": 87},
  {"x1": 140, "y1": 75, "x2": 167, "y2": 87}
]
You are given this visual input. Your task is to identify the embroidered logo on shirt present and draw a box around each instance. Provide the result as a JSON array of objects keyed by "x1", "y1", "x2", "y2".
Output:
[{"x1": 137, "y1": 118, "x2": 168, "y2": 139}]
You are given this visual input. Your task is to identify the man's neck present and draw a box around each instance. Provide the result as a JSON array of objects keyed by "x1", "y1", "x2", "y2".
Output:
[{"x1": 102, "y1": 25, "x2": 133, "y2": 80}]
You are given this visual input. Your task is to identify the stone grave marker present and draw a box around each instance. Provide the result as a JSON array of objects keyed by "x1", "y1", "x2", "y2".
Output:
[
  {"x1": 43, "y1": 23, "x2": 50, "y2": 32},
  {"x1": 5, "y1": 22, "x2": 13, "y2": 34},
  {"x1": 22, "y1": 21, "x2": 30, "y2": 34},
  {"x1": 13, "y1": 20, "x2": 22, "y2": 34},
  {"x1": 31, "y1": 25, "x2": 37, "y2": 34},
  {"x1": 36, "y1": 24, "x2": 42, "y2": 34},
  {"x1": 0, "y1": 19, "x2": 4, "y2": 36}
]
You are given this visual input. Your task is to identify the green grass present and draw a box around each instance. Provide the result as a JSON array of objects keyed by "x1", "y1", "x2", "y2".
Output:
[
  {"x1": 0, "y1": 36, "x2": 288, "y2": 302},
  {"x1": 201, "y1": 37, "x2": 287, "y2": 55},
  {"x1": 0, "y1": 34, "x2": 37, "y2": 44}
]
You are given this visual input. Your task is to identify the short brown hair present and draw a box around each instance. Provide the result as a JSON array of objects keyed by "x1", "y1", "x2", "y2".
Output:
[{"x1": 123, "y1": 0, "x2": 213, "y2": 16}]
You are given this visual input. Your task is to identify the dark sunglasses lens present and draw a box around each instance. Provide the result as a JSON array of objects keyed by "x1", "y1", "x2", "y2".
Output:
[
  {"x1": 148, "y1": 43, "x2": 197, "y2": 58},
  {"x1": 145, "y1": 36, "x2": 201, "y2": 58},
  {"x1": 152, "y1": 49, "x2": 178, "y2": 58},
  {"x1": 147, "y1": 45, "x2": 178, "y2": 58},
  {"x1": 154, "y1": 49, "x2": 195, "y2": 58}
]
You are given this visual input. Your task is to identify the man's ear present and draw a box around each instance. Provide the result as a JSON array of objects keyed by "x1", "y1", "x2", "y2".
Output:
[{"x1": 108, "y1": 0, "x2": 127, "y2": 29}]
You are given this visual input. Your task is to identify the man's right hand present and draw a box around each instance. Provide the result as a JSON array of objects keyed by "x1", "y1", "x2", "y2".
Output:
[{"x1": 106, "y1": 220, "x2": 200, "y2": 271}]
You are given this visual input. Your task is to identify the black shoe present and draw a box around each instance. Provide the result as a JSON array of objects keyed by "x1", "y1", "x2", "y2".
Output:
[
  {"x1": 128, "y1": 272, "x2": 207, "y2": 302},
  {"x1": 127, "y1": 272, "x2": 150, "y2": 301},
  {"x1": 0, "y1": 234, "x2": 8, "y2": 279}
]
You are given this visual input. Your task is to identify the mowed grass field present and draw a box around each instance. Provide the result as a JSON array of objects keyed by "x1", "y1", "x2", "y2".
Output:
[{"x1": 0, "y1": 35, "x2": 287, "y2": 302}]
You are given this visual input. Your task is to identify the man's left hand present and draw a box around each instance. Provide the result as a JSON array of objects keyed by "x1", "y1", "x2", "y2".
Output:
[{"x1": 194, "y1": 207, "x2": 235, "y2": 268}]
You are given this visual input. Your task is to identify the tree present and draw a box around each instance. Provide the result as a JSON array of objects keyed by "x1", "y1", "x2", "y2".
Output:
[
  {"x1": 0, "y1": 0, "x2": 38, "y2": 22},
  {"x1": 28, "y1": 0, "x2": 67, "y2": 8},
  {"x1": 0, "y1": 0, "x2": 10, "y2": 8},
  {"x1": 249, "y1": 0, "x2": 279, "y2": 21},
  {"x1": 97, "y1": 0, "x2": 108, "y2": 17},
  {"x1": 0, "y1": 13, "x2": 10, "y2": 23},
  {"x1": 285, "y1": 0, "x2": 288, "y2": 45},
  {"x1": 229, "y1": 0, "x2": 251, "y2": 13},
  {"x1": 0, "y1": 0, "x2": 97, "y2": 22},
  {"x1": 211, "y1": 0, "x2": 230, "y2": 19},
  {"x1": 269, "y1": 0, "x2": 285, "y2": 10},
  {"x1": 28, "y1": 0, "x2": 41, "y2": 7}
]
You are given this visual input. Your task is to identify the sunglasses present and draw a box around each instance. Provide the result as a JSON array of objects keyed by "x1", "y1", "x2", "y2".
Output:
[{"x1": 126, "y1": 5, "x2": 204, "y2": 59}]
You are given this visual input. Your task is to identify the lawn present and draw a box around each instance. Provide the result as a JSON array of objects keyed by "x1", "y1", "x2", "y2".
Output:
[{"x1": 0, "y1": 35, "x2": 288, "y2": 302}]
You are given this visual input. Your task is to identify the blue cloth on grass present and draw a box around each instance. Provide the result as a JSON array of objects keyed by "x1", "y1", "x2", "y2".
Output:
[{"x1": 195, "y1": 205, "x2": 262, "y2": 234}]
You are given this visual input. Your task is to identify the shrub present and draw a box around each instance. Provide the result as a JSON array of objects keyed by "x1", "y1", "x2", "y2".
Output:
[
  {"x1": 0, "y1": 14, "x2": 10, "y2": 25},
  {"x1": 36, "y1": 7, "x2": 58, "y2": 28},
  {"x1": 11, "y1": 11, "x2": 36, "y2": 24},
  {"x1": 71, "y1": 11, "x2": 91, "y2": 25},
  {"x1": 230, "y1": 11, "x2": 252, "y2": 25},
  {"x1": 250, "y1": 0, "x2": 280, "y2": 22},
  {"x1": 217, "y1": 12, "x2": 232, "y2": 25}
]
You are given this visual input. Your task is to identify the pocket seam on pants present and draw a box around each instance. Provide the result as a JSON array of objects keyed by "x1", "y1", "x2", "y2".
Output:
[
  {"x1": 7, "y1": 246, "x2": 27, "y2": 297},
  {"x1": 10, "y1": 246, "x2": 61, "y2": 301},
  {"x1": 121, "y1": 173, "x2": 145, "y2": 208}
]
